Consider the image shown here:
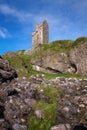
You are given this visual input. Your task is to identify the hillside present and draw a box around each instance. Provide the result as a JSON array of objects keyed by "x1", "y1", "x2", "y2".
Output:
[
  {"x1": 3, "y1": 36, "x2": 87, "y2": 79},
  {"x1": 0, "y1": 57, "x2": 87, "y2": 130},
  {"x1": 1, "y1": 37, "x2": 87, "y2": 130},
  {"x1": 26, "y1": 36, "x2": 87, "y2": 76}
]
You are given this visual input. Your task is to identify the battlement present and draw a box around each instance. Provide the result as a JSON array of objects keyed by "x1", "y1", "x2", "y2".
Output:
[{"x1": 32, "y1": 20, "x2": 49, "y2": 49}]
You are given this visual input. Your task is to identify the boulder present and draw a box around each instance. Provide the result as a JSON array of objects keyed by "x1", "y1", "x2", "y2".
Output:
[
  {"x1": 30, "y1": 40, "x2": 87, "y2": 76},
  {"x1": 69, "y1": 42, "x2": 87, "y2": 76},
  {"x1": 50, "y1": 124, "x2": 71, "y2": 130},
  {"x1": 0, "y1": 57, "x2": 17, "y2": 83}
]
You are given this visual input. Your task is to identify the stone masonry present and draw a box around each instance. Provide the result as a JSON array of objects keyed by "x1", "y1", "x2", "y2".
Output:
[
  {"x1": 32, "y1": 20, "x2": 49, "y2": 49},
  {"x1": 24, "y1": 20, "x2": 49, "y2": 55}
]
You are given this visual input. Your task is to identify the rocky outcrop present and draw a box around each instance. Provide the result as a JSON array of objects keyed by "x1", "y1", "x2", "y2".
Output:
[
  {"x1": 3, "y1": 37, "x2": 87, "y2": 76},
  {"x1": 30, "y1": 38, "x2": 87, "y2": 76},
  {"x1": 30, "y1": 75, "x2": 87, "y2": 130},
  {"x1": 0, "y1": 78, "x2": 36, "y2": 130},
  {"x1": 0, "y1": 73, "x2": 87, "y2": 130},
  {"x1": 0, "y1": 56, "x2": 87, "y2": 130},
  {"x1": 3, "y1": 52, "x2": 29, "y2": 77},
  {"x1": 54, "y1": 78, "x2": 87, "y2": 129},
  {"x1": 0, "y1": 57, "x2": 17, "y2": 83},
  {"x1": 31, "y1": 44, "x2": 87, "y2": 76},
  {"x1": 69, "y1": 42, "x2": 87, "y2": 76},
  {"x1": 31, "y1": 50, "x2": 76, "y2": 74}
]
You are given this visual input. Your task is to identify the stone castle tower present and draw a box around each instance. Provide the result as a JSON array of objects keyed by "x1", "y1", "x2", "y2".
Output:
[{"x1": 32, "y1": 20, "x2": 49, "y2": 48}]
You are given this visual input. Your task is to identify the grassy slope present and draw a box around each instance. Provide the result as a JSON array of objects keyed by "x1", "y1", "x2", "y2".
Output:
[
  {"x1": 29, "y1": 37, "x2": 87, "y2": 60},
  {"x1": 2, "y1": 37, "x2": 87, "y2": 130},
  {"x1": 3, "y1": 37, "x2": 87, "y2": 79}
]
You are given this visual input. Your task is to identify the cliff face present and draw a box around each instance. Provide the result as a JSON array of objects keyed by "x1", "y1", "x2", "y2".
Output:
[
  {"x1": 70, "y1": 42, "x2": 87, "y2": 76},
  {"x1": 31, "y1": 50, "x2": 76, "y2": 74},
  {"x1": 30, "y1": 37, "x2": 87, "y2": 76},
  {"x1": 3, "y1": 37, "x2": 87, "y2": 77}
]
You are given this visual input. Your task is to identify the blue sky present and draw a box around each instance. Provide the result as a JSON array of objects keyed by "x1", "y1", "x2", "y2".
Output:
[{"x1": 0, "y1": 0, "x2": 87, "y2": 55}]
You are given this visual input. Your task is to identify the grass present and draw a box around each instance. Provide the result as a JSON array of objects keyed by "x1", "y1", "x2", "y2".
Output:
[
  {"x1": 3, "y1": 53, "x2": 26, "y2": 77},
  {"x1": 28, "y1": 86, "x2": 61, "y2": 130},
  {"x1": 3, "y1": 52, "x2": 87, "y2": 80},
  {"x1": 28, "y1": 104, "x2": 57, "y2": 130},
  {"x1": 43, "y1": 72, "x2": 87, "y2": 80},
  {"x1": 45, "y1": 37, "x2": 87, "y2": 52},
  {"x1": 29, "y1": 40, "x2": 74, "y2": 59},
  {"x1": 16, "y1": 50, "x2": 25, "y2": 55},
  {"x1": 2, "y1": 36, "x2": 87, "y2": 80},
  {"x1": 2, "y1": 37, "x2": 87, "y2": 130},
  {"x1": 74, "y1": 37, "x2": 87, "y2": 45},
  {"x1": 29, "y1": 36, "x2": 87, "y2": 59},
  {"x1": 78, "y1": 110, "x2": 87, "y2": 123}
]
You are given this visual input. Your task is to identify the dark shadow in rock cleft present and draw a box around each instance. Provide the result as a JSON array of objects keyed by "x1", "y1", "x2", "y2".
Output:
[
  {"x1": 70, "y1": 63, "x2": 77, "y2": 73},
  {"x1": 0, "y1": 105, "x2": 5, "y2": 118},
  {"x1": 7, "y1": 89, "x2": 18, "y2": 96},
  {"x1": 73, "y1": 125, "x2": 87, "y2": 130}
]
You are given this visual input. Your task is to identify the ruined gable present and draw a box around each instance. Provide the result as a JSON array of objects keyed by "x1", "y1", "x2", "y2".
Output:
[{"x1": 32, "y1": 20, "x2": 49, "y2": 49}]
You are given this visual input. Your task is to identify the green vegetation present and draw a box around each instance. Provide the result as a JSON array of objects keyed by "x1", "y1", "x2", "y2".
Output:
[
  {"x1": 42, "y1": 40, "x2": 74, "y2": 52},
  {"x1": 3, "y1": 52, "x2": 27, "y2": 77},
  {"x1": 28, "y1": 37, "x2": 87, "y2": 59},
  {"x1": 27, "y1": 71, "x2": 87, "y2": 80},
  {"x1": 28, "y1": 86, "x2": 61, "y2": 130},
  {"x1": 43, "y1": 73, "x2": 87, "y2": 80},
  {"x1": 3, "y1": 52, "x2": 38, "y2": 78},
  {"x1": 16, "y1": 50, "x2": 25, "y2": 55},
  {"x1": 71, "y1": 37, "x2": 87, "y2": 48},
  {"x1": 3, "y1": 52, "x2": 87, "y2": 80},
  {"x1": 47, "y1": 37, "x2": 87, "y2": 52},
  {"x1": 2, "y1": 36, "x2": 87, "y2": 79},
  {"x1": 2, "y1": 37, "x2": 87, "y2": 130},
  {"x1": 29, "y1": 40, "x2": 74, "y2": 59},
  {"x1": 78, "y1": 110, "x2": 87, "y2": 123}
]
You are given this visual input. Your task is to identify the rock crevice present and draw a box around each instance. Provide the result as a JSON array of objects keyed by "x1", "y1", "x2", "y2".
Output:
[{"x1": 0, "y1": 57, "x2": 87, "y2": 130}]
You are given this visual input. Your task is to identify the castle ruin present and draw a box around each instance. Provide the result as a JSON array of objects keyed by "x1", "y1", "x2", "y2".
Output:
[{"x1": 32, "y1": 20, "x2": 49, "y2": 49}]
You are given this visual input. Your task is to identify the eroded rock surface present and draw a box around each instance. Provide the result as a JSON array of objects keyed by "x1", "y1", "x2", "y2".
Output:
[
  {"x1": 0, "y1": 77, "x2": 38, "y2": 130},
  {"x1": 70, "y1": 42, "x2": 87, "y2": 76},
  {"x1": 31, "y1": 40, "x2": 87, "y2": 76},
  {"x1": 29, "y1": 75, "x2": 87, "y2": 129},
  {"x1": 0, "y1": 57, "x2": 17, "y2": 83},
  {"x1": 0, "y1": 56, "x2": 87, "y2": 130}
]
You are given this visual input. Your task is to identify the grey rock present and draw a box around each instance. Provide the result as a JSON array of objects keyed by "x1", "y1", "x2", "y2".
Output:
[
  {"x1": 34, "y1": 109, "x2": 43, "y2": 119},
  {"x1": 0, "y1": 57, "x2": 17, "y2": 83},
  {"x1": 13, "y1": 123, "x2": 27, "y2": 130},
  {"x1": 0, "y1": 69, "x2": 87, "y2": 130},
  {"x1": 50, "y1": 124, "x2": 71, "y2": 130}
]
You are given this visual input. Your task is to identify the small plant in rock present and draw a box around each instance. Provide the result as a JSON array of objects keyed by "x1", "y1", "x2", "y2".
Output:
[{"x1": 28, "y1": 86, "x2": 61, "y2": 130}]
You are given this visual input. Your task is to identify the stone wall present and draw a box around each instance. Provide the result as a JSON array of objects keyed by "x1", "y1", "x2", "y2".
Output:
[
  {"x1": 24, "y1": 20, "x2": 49, "y2": 55},
  {"x1": 32, "y1": 20, "x2": 49, "y2": 49}
]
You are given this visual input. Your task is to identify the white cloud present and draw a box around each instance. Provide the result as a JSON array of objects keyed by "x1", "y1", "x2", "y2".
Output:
[
  {"x1": 0, "y1": 4, "x2": 32, "y2": 22},
  {"x1": 0, "y1": 3, "x2": 78, "y2": 41},
  {"x1": 69, "y1": 0, "x2": 87, "y2": 16},
  {"x1": 33, "y1": 13, "x2": 62, "y2": 30},
  {"x1": 0, "y1": 4, "x2": 64, "y2": 41},
  {"x1": 41, "y1": 0, "x2": 87, "y2": 15},
  {"x1": 0, "y1": 4, "x2": 63, "y2": 26},
  {"x1": 0, "y1": 3, "x2": 67, "y2": 28},
  {"x1": 41, "y1": 0, "x2": 65, "y2": 4},
  {"x1": 0, "y1": 28, "x2": 11, "y2": 39}
]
